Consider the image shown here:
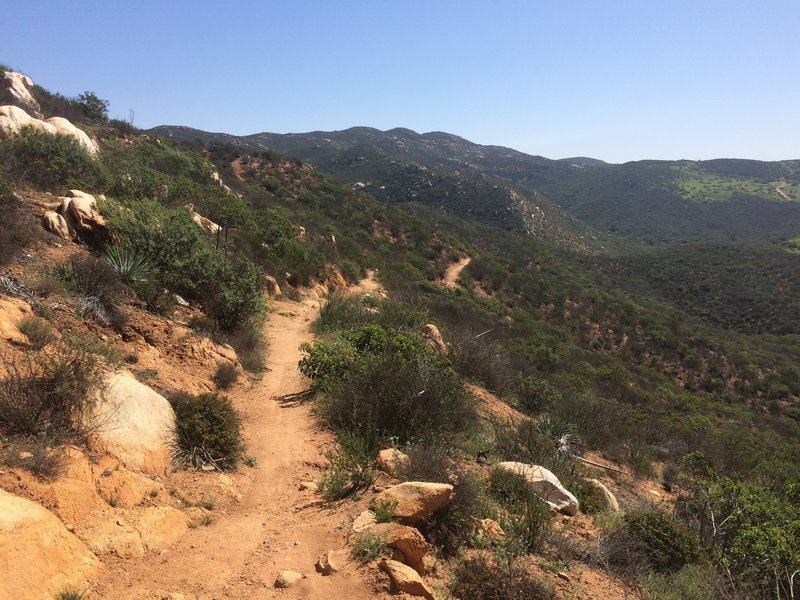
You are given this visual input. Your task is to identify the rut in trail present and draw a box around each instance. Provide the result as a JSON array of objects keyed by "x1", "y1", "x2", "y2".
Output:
[
  {"x1": 95, "y1": 292, "x2": 390, "y2": 600},
  {"x1": 441, "y1": 256, "x2": 471, "y2": 288}
]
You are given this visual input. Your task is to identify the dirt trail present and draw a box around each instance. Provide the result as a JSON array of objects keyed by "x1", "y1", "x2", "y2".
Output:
[
  {"x1": 96, "y1": 292, "x2": 389, "y2": 599},
  {"x1": 441, "y1": 256, "x2": 471, "y2": 288},
  {"x1": 775, "y1": 182, "x2": 793, "y2": 202}
]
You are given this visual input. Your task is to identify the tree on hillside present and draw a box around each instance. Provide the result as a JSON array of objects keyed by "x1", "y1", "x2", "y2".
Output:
[{"x1": 76, "y1": 91, "x2": 109, "y2": 122}]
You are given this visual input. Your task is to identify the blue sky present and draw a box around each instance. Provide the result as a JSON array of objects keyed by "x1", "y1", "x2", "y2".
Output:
[{"x1": 3, "y1": 1, "x2": 799, "y2": 163}]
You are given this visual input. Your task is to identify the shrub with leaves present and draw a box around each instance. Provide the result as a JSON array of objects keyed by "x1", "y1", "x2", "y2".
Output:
[
  {"x1": 17, "y1": 317, "x2": 56, "y2": 350},
  {"x1": 101, "y1": 245, "x2": 153, "y2": 285},
  {"x1": 489, "y1": 467, "x2": 554, "y2": 554},
  {"x1": 168, "y1": 391, "x2": 243, "y2": 471},
  {"x1": 212, "y1": 362, "x2": 238, "y2": 389}
]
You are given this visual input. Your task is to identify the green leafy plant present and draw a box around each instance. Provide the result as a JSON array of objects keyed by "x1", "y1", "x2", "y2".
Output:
[
  {"x1": 101, "y1": 245, "x2": 153, "y2": 285},
  {"x1": 168, "y1": 391, "x2": 243, "y2": 471},
  {"x1": 351, "y1": 532, "x2": 387, "y2": 563},
  {"x1": 450, "y1": 554, "x2": 556, "y2": 600},
  {"x1": 17, "y1": 317, "x2": 56, "y2": 350},
  {"x1": 212, "y1": 362, "x2": 238, "y2": 389}
]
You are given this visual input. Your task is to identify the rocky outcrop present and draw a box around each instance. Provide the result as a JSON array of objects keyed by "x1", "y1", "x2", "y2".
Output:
[
  {"x1": 87, "y1": 370, "x2": 176, "y2": 476},
  {"x1": 496, "y1": 462, "x2": 579, "y2": 516},
  {"x1": 0, "y1": 71, "x2": 42, "y2": 117},
  {"x1": 0, "y1": 105, "x2": 98, "y2": 154},
  {"x1": 50, "y1": 190, "x2": 109, "y2": 243},
  {"x1": 477, "y1": 518, "x2": 505, "y2": 543},
  {"x1": 585, "y1": 478, "x2": 620, "y2": 512},
  {"x1": 0, "y1": 488, "x2": 100, "y2": 600},
  {"x1": 264, "y1": 275, "x2": 281, "y2": 297},
  {"x1": 186, "y1": 204, "x2": 221, "y2": 233},
  {"x1": 371, "y1": 523, "x2": 429, "y2": 572},
  {"x1": 377, "y1": 448, "x2": 410, "y2": 478},
  {"x1": 373, "y1": 481, "x2": 454, "y2": 524},
  {"x1": 379, "y1": 559, "x2": 435, "y2": 599},
  {"x1": 326, "y1": 265, "x2": 348, "y2": 290},
  {"x1": 421, "y1": 324, "x2": 447, "y2": 355},
  {"x1": 177, "y1": 336, "x2": 240, "y2": 369}
]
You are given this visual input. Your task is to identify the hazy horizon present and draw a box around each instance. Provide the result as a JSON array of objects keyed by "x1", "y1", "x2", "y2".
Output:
[{"x1": 4, "y1": 1, "x2": 800, "y2": 163}]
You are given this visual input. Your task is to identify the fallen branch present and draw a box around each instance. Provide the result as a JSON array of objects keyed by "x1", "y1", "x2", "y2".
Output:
[{"x1": 576, "y1": 455, "x2": 625, "y2": 474}]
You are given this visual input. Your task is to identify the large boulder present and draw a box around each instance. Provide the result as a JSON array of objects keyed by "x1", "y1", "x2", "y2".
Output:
[
  {"x1": 0, "y1": 105, "x2": 98, "y2": 154},
  {"x1": 87, "y1": 370, "x2": 176, "y2": 476},
  {"x1": 496, "y1": 462, "x2": 579, "y2": 516},
  {"x1": 54, "y1": 190, "x2": 108, "y2": 243},
  {"x1": 585, "y1": 478, "x2": 620, "y2": 513},
  {"x1": 0, "y1": 71, "x2": 42, "y2": 117},
  {"x1": 379, "y1": 559, "x2": 435, "y2": 599},
  {"x1": 0, "y1": 488, "x2": 100, "y2": 600},
  {"x1": 372, "y1": 481, "x2": 454, "y2": 524},
  {"x1": 371, "y1": 523, "x2": 429, "y2": 572}
]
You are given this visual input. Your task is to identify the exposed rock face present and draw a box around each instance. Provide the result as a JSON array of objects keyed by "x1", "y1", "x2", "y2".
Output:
[
  {"x1": 177, "y1": 336, "x2": 240, "y2": 369},
  {"x1": 0, "y1": 71, "x2": 42, "y2": 117},
  {"x1": 373, "y1": 481, "x2": 454, "y2": 524},
  {"x1": 0, "y1": 488, "x2": 100, "y2": 600},
  {"x1": 496, "y1": 462, "x2": 579, "y2": 516},
  {"x1": 326, "y1": 265, "x2": 348, "y2": 290},
  {"x1": 94, "y1": 465, "x2": 161, "y2": 509},
  {"x1": 315, "y1": 550, "x2": 339, "y2": 575},
  {"x1": 87, "y1": 370, "x2": 176, "y2": 476},
  {"x1": 585, "y1": 478, "x2": 620, "y2": 512},
  {"x1": 377, "y1": 448, "x2": 410, "y2": 478},
  {"x1": 371, "y1": 523, "x2": 429, "y2": 572},
  {"x1": 379, "y1": 559, "x2": 435, "y2": 599},
  {"x1": 0, "y1": 105, "x2": 98, "y2": 154},
  {"x1": 0, "y1": 295, "x2": 34, "y2": 343},
  {"x1": 421, "y1": 323, "x2": 447, "y2": 355}
]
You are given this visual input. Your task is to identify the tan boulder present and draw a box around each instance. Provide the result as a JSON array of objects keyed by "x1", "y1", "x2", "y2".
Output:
[
  {"x1": 421, "y1": 324, "x2": 448, "y2": 355},
  {"x1": 477, "y1": 518, "x2": 505, "y2": 543},
  {"x1": 371, "y1": 523, "x2": 429, "y2": 571},
  {"x1": 379, "y1": 559, "x2": 435, "y2": 599},
  {"x1": 377, "y1": 448, "x2": 410, "y2": 478},
  {"x1": 0, "y1": 488, "x2": 100, "y2": 600},
  {"x1": 67, "y1": 189, "x2": 107, "y2": 232},
  {"x1": 275, "y1": 570, "x2": 304, "y2": 588},
  {"x1": 373, "y1": 481, "x2": 454, "y2": 524},
  {"x1": 352, "y1": 509, "x2": 377, "y2": 532},
  {"x1": 46, "y1": 117, "x2": 99, "y2": 154},
  {"x1": 326, "y1": 264, "x2": 348, "y2": 290},
  {"x1": 315, "y1": 550, "x2": 339, "y2": 575},
  {"x1": 43, "y1": 210, "x2": 71, "y2": 240},
  {"x1": 496, "y1": 462, "x2": 579, "y2": 516},
  {"x1": 186, "y1": 204, "x2": 221, "y2": 233},
  {"x1": 87, "y1": 370, "x2": 176, "y2": 476},
  {"x1": 0, "y1": 104, "x2": 56, "y2": 138},
  {"x1": 265, "y1": 275, "x2": 281, "y2": 297},
  {"x1": 0, "y1": 71, "x2": 41, "y2": 117},
  {"x1": 0, "y1": 295, "x2": 33, "y2": 343},
  {"x1": 585, "y1": 478, "x2": 620, "y2": 513}
]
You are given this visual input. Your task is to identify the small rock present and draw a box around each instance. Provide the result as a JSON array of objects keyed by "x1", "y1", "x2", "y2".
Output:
[
  {"x1": 17, "y1": 451, "x2": 33, "y2": 460},
  {"x1": 298, "y1": 481, "x2": 318, "y2": 492},
  {"x1": 200, "y1": 464, "x2": 216, "y2": 472},
  {"x1": 315, "y1": 550, "x2": 339, "y2": 575},
  {"x1": 274, "y1": 570, "x2": 304, "y2": 588},
  {"x1": 557, "y1": 572, "x2": 571, "y2": 582},
  {"x1": 379, "y1": 559, "x2": 435, "y2": 599},
  {"x1": 372, "y1": 481, "x2": 454, "y2": 524},
  {"x1": 477, "y1": 518, "x2": 505, "y2": 543},
  {"x1": 376, "y1": 448, "x2": 410, "y2": 479},
  {"x1": 65, "y1": 523, "x2": 76, "y2": 533},
  {"x1": 352, "y1": 510, "x2": 377, "y2": 532}
]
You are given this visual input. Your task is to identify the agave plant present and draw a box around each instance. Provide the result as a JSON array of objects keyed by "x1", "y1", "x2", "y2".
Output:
[{"x1": 101, "y1": 245, "x2": 152, "y2": 285}]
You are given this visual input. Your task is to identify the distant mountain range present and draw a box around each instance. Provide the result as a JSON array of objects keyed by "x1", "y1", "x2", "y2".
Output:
[{"x1": 150, "y1": 125, "x2": 800, "y2": 247}]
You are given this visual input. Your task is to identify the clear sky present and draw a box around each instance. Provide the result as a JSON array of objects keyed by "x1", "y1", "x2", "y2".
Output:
[{"x1": 3, "y1": 1, "x2": 799, "y2": 163}]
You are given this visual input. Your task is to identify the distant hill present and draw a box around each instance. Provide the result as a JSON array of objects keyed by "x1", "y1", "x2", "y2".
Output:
[{"x1": 150, "y1": 125, "x2": 800, "y2": 246}]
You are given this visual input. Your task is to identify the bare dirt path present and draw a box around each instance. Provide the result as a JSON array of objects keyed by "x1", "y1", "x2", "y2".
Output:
[
  {"x1": 441, "y1": 256, "x2": 471, "y2": 288},
  {"x1": 96, "y1": 292, "x2": 389, "y2": 600}
]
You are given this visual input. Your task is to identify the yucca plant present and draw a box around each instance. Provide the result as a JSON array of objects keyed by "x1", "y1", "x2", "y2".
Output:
[{"x1": 101, "y1": 245, "x2": 153, "y2": 285}]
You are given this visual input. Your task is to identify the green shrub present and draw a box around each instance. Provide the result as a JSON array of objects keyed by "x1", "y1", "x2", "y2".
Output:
[
  {"x1": 514, "y1": 373, "x2": 562, "y2": 414},
  {"x1": 373, "y1": 498, "x2": 399, "y2": 523},
  {"x1": 212, "y1": 362, "x2": 238, "y2": 389},
  {"x1": 0, "y1": 171, "x2": 35, "y2": 266},
  {"x1": 450, "y1": 554, "x2": 556, "y2": 600},
  {"x1": 318, "y1": 430, "x2": 375, "y2": 500},
  {"x1": 570, "y1": 478, "x2": 607, "y2": 515},
  {"x1": 314, "y1": 292, "x2": 371, "y2": 333},
  {"x1": 169, "y1": 391, "x2": 243, "y2": 471},
  {"x1": 641, "y1": 564, "x2": 722, "y2": 600},
  {"x1": 601, "y1": 510, "x2": 705, "y2": 576},
  {"x1": 351, "y1": 532, "x2": 387, "y2": 563},
  {"x1": 489, "y1": 467, "x2": 554, "y2": 554},
  {"x1": 0, "y1": 342, "x2": 105, "y2": 440},
  {"x1": 56, "y1": 254, "x2": 126, "y2": 325},
  {"x1": 0, "y1": 127, "x2": 109, "y2": 190},
  {"x1": 1, "y1": 435, "x2": 65, "y2": 479},
  {"x1": 17, "y1": 317, "x2": 56, "y2": 350}
]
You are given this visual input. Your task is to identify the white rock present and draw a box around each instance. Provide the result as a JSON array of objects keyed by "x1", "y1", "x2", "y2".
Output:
[{"x1": 496, "y1": 461, "x2": 579, "y2": 516}]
